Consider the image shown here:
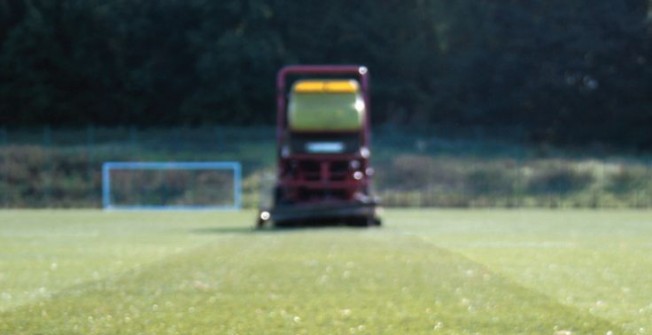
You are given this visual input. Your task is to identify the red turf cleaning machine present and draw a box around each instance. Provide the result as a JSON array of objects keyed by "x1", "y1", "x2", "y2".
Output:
[{"x1": 257, "y1": 65, "x2": 382, "y2": 228}]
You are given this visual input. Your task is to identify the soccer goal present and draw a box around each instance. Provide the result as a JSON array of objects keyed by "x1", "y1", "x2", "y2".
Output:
[{"x1": 102, "y1": 162, "x2": 241, "y2": 211}]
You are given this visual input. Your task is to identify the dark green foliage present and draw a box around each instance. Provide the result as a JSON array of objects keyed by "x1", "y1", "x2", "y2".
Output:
[
  {"x1": 0, "y1": 0, "x2": 650, "y2": 148},
  {"x1": 466, "y1": 168, "x2": 515, "y2": 196},
  {"x1": 527, "y1": 167, "x2": 594, "y2": 195},
  {"x1": 0, "y1": 145, "x2": 100, "y2": 207},
  {"x1": 606, "y1": 166, "x2": 650, "y2": 194}
]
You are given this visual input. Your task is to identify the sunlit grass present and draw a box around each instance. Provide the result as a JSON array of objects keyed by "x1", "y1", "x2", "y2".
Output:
[{"x1": 1, "y1": 209, "x2": 650, "y2": 334}]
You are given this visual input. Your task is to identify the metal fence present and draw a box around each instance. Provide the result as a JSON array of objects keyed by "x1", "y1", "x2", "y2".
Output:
[{"x1": 0, "y1": 125, "x2": 651, "y2": 208}]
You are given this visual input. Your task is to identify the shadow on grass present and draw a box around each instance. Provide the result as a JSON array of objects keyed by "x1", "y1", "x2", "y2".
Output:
[
  {"x1": 191, "y1": 223, "x2": 377, "y2": 235},
  {"x1": 190, "y1": 227, "x2": 257, "y2": 235}
]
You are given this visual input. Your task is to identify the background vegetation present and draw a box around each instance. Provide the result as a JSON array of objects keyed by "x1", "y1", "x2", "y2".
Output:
[
  {"x1": 1, "y1": 126, "x2": 651, "y2": 208},
  {"x1": 1, "y1": 0, "x2": 651, "y2": 149}
]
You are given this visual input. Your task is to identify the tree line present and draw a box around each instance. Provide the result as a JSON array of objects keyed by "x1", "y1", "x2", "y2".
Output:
[{"x1": 1, "y1": 0, "x2": 650, "y2": 148}]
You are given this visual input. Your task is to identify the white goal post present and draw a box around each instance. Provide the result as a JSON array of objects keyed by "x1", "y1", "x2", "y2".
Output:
[{"x1": 102, "y1": 162, "x2": 241, "y2": 211}]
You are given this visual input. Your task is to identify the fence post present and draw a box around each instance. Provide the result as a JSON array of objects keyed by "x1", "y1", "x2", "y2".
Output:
[
  {"x1": 43, "y1": 125, "x2": 52, "y2": 208},
  {"x1": 129, "y1": 126, "x2": 138, "y2": 155},
  {"x1": 87, "y1": 125, "x2": 96, "y2": 207},
  {"x1": 516, "y1": 157, "x2": 525, "y2": 208},
  {"x1": 215, "y1": 126, "x2": 224, "y2": 155},
  {"x1": 1, "y1": 127, "x2": 7, "y2": 208},
  {"x1": 648, "y1": 159, "x2": 652, "y2": 209}
]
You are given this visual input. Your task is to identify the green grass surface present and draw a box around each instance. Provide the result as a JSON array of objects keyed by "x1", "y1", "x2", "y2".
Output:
[{"x1": 1, "y1": 210, "x2": 650, "y2": 334}]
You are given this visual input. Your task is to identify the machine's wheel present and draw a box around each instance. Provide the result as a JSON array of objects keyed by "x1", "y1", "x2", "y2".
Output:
[
  {"x1": 255, "y1": 217, "x2": 265, "y2": 229},
  {"x1": 255, "y1": 210, "x2": 272, "y2": 229},
  {"x1": 347, "y1": 216, "x2": 375, "y2": 227},
  {"x1": 274, "y1": 220, "x2": 295, "y2": 229}
]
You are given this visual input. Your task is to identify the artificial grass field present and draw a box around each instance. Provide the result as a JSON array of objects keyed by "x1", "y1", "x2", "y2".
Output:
[{"x1": 0, "y1": 210, "x2": 650, "y2": 334}]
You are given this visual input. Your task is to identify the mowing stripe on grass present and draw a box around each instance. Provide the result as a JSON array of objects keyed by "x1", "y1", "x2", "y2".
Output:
[
  {"x1": 1, "y1": 228, "x2": 622, "y2": 335},
  {"x1": 392, "y1": 209, "x2": 652, "y2": 334},
  {"x1": 0, "y1": 210, "x2": 244, "y2": 312}
]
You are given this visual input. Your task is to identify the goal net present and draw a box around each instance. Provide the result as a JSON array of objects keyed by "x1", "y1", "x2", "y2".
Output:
[{"x1": 102, "y1": 162, "x2": 241, "y2": 210}]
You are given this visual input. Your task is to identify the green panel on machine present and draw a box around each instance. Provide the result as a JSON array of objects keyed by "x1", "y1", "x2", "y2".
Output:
[{"x1": 288, "y1": 80, "x2": 365, "y2": 132}]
